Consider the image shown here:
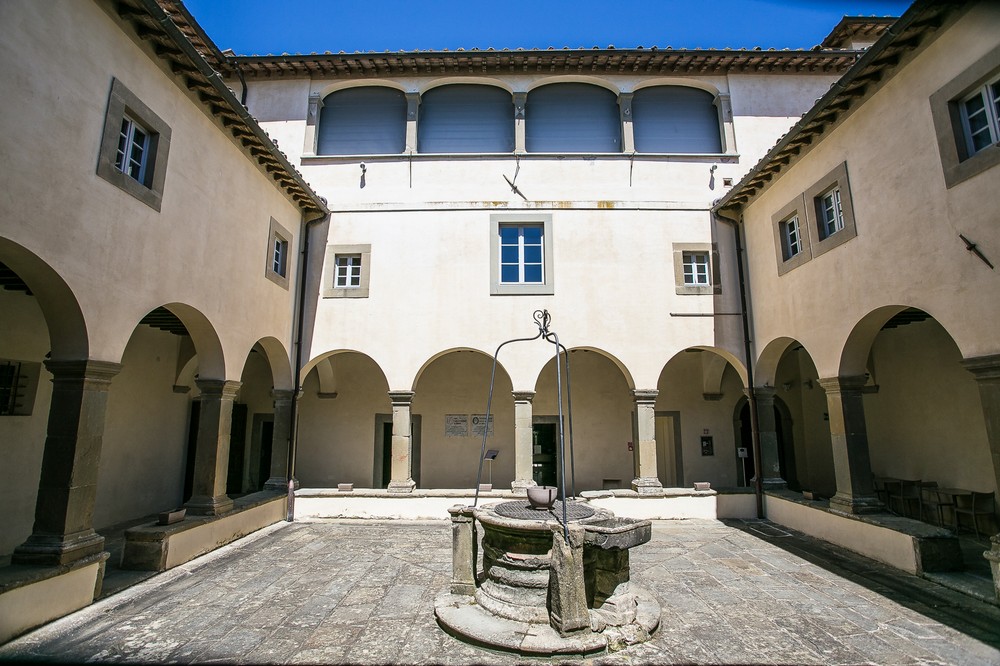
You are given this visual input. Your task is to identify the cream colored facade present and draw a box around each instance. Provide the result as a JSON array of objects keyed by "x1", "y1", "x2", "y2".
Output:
[{"x1": 3, "y1": 0, "x2": 1000, "y2": 644}]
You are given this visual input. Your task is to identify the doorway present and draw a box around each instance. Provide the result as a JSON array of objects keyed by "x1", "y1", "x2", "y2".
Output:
[
  {"x1": 374, "y1": 413, "x2": 421, "y2": 488},
  {"x1": 531, "y1": 422, "x2": 558, "y2": 487},
  {"x1": 736, "y1": 399, "x2": 797, "y2": 489},
  {"x1": 655, "y1": 412, "x2": 683, "y2": 487}
]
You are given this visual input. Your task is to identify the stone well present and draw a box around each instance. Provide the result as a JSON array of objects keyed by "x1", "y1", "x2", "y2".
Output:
[{"x1": 434, "y1": 499, "x2": 660, "y2": 656}]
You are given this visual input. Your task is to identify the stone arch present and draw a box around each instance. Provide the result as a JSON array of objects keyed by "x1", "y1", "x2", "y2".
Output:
[
  {"x1": 0, "y1": 237, "x2": 88, "y2": 360},
  {"x1": 302, "y1": 349, "x2": 391, "y2": 397},
  {"x1": 422, "y1": 78, "x2": 513, "y2": 95},
  {"x1": 840, "y1": 305, "x2": 916, "y2": 378},
  {"x1": 689, "y1": 345, "x2": 748, "y2": 387},
  {"x1": 536, "y1": 346, "x2": 635, "y2": 392},
  {"x1": 411, "y1": 346, "x2": 507, "y2": 392},
  {"x1": 140, "y1": 302, "x2": 226, "y2": 380},
  {"x1": 755, "y1": 336, "x2": 814, "y2": 388},
  {"x1": 247, "y1": 336, "x2": 293, "y2": 392}
]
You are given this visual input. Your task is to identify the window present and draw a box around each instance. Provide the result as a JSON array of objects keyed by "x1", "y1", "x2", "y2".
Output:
[
  {"x1": 335, "y1": 254, "x2": 362, "y2": 288},
  {"x1": 960, "y1": 78, "x2": 1000, "y2": 156},
  {"x1": 682, "y1": 251, "x2": 710, "y2": 285},
  {"x1": 525, "y1": 83, "x2": 621, "y2": 153},
  {"x1": 771, "y1": 198, "x2": 811, "y2": 275},
  {"x1": 0, "y1": 359, "x2": 41, "y2": 416},
  {"x1": 780, "y1": 215, "x2": 804, "y2": 260},
  {"x1": 97, "y1": 79, "x2": 171, "y2": 211},
  {"x1": 323, "y1": 244, "x2": 371, "y2": 298},
  {"x1": 632, "y1": 86, "x2": 723, "y2": 153},
  {"x1": 930, "y1": 44, "x2": 1000, "y2": 188},
  {"x1": 802, "y1": 161, "x2": 858, "y2": 257},
  {"x1": 673, "y1": 243, "x2": 719, "y2": 295},
  {"x1": 490, "y1": 214, "x2": 554, "y2": 295},
  {"x1": 317, "y1": 87, "x2": 407, "y2": 155},
  {"x1": 264, "y1": 218, "x2": 292, "y2": 289},
  {"x1": 418, "y1": 85, "x2": 515, "y2": 153},
  {"x1": 817, "y1": 187, "x2": 844, "y2": 240}
]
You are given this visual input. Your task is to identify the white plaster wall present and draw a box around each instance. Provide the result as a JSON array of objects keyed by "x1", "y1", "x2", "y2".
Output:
[
  {"x1": 97, "y1": 327, "x2": 190, "y2": 527},
  {"x1": 296, "y1": 353, "x2": 391, "y2": 487},
  {"x1": 0, "y1": 291, "x2": 50, "y2": 555}
]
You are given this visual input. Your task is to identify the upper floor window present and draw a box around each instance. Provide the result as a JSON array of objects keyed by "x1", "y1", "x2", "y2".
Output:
[
  {"x1": 779, "y1": 214, "x2": 804, "y2": 261},
  {"x1": 633, "y1": 86, "x2": 722, "y2": 153},
  {"x1": 490, "y1": 214, "x2": 554, "y2": 295},
  {"x1": 960, "y1": 77, "x2": 1000, "y2": 156},
  {"x1": 335, "y1": 254, "x2": 362, "y2": 288},
  {"x1": 97, "y1": 78, "x2": 171, "y2": 211},
  {"x1": 272, "y1": 236, "x2": 288, "y2": 277},
  {"x1": 418, "y1": 85, "x2": 514, "y2": 153},
  {"x1": 682, "y1": 251, "x2": 710, "y2": 286},
  {"x1": 672, "y1": 243, "x2": 719, "y2": 295},
  {"x1": 322, "y1": 244, "x2": 372, "y2": 298},
  {"x1": 817, "y1": 187, "x2": 844, "y2": 240},
  {"x1": 525, "y1": 83, "x2": 620, "y2": 153},
  {"x1": 264, "y1": 218, "x2": 292, "y2": 289},
  {"x1": 317, "y1": 87, "x2": 406, "y2": 155}
]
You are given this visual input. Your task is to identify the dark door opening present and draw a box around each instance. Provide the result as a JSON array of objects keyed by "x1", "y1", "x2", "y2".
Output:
[
  {"x1": 183, "y1": 400, "x2": 200, "y2": 502},
  {"x1": 381, "y1": 422, "x2": 393, "y2": 489},
  {"x1": 255, "y1": 420, "x2": 273, "y2": 491},
  {"x1": 532, "y1": 423, "x2": 558, "y2": 487},
  {"x1": 738, "y1": 402, "x2": 795, "y2": 488},
  {"x1": 226, "y1": 403, "x2": 249, "y2": 495}
]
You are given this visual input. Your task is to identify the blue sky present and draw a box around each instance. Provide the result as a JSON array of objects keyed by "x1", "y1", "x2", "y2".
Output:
[{"x1": 184, "y1": 0, "x2": 913, "y2": 55}]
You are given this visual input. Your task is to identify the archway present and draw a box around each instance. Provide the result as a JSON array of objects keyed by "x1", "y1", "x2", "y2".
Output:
[{"x1": 734, "y1": 397, "x2": 797, "y2": 490}]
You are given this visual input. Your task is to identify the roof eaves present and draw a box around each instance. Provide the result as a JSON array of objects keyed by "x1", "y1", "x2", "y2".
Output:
[
  {"x1": 712, "y1": 0, "x2": 959, "y2": 217},
  {"x1": 126, "y1": 0, "x2": 328, "y2": 217}
]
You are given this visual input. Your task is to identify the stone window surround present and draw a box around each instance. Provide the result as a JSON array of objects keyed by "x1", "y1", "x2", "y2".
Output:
[
  {"x1": 490, "y1": 214, "x2": 554, "y2": 296},
  {"x1": 264, "y1": 217, "x2": 292, "y2": 289},
  {"x1": 96, "y1": 78, "x2": 171, "y2": 212},
  {"x1": 802, "y1": 161, "x2": 858, "y2": 258},
  {"x1": 771, "y1": 198, "x2": 812, "y2": 276},
  {"x1": 672, "y1": 243, "x2": 721, "y2": 295},
  {"x1": 303, "y1": 82, "x2": 736, "y2": 157},
  {"x1": 323, "y1": 243, "x2": 372, "y2": 298},
  {"x1": 930, "y1": 41, "x2": 1000, "y2": 188}
]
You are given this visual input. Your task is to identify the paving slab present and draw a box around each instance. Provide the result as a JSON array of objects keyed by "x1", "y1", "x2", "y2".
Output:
[{"x1": 1, "y1": 518, "x2": 999, "y2": 665}]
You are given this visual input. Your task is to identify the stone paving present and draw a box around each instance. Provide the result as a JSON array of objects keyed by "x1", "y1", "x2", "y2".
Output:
[{"x1": 2, "y1": 518, "x2": 999, "y2": 665}]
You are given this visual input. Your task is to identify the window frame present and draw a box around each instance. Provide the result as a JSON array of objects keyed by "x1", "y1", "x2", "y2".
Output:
[
  {"x1": 930, "y1": 42, "x2": 1000, "y2": 188},
  {"x1": 802, "y1": 162, "x2": 858, "y2": 258},
  {"x1": 97, "y1": 78, "x2": 171, "y2": 211},
  {"x1": 323, "y1": 244, "x2": 372, "y2": 298},
  {"x1": 771, "y1": 197, "x2": 812, "y2": 275},
  {"x1": 672, "y1": 243, "x2": 720, "y2": 295},
  {"x1": 490, "y1": 214, "x2": 554, "y2": 295},
  {"x1": 264, "y1": 218, "x2": 292, "y2": 289}
]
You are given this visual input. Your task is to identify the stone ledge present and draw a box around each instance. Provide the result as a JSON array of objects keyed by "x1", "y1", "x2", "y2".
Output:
[{"x1": 122, "y1": 492, "x2": 286, "y2": 571}]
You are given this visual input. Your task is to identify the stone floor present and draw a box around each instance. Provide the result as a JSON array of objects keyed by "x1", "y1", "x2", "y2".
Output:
[{"x1": 2, "y1": 518, "x2": 999, "y2": 665}]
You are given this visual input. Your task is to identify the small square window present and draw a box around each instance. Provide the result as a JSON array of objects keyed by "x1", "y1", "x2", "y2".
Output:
[
  {"x1": 780, "y1": 214, "x2": 804, "y2": 261},
  {"x1": 96, "y1": 78, "x2": 171, "y2": 211},
  {"x1": 323, "y1": 244, "x2": 371, "y2": 298},
  {"x1": 770, "y1": 197, "x2": 811, "y2": 275},
  {"x1": 802, "y1": 161, "x2": 857, "y2": 258},
  {"x1": 490, "y1": 215, "x2": 554, "y2": 295},
  {"x1": 673, "y1": 243, "x2": 719, "y2": 295},
  {"x1": 264, "y1": 218, "x2": 293, "y2": 289},
  {"x1": 682, "y1": 251, "x2": 710, "y2": 285}
]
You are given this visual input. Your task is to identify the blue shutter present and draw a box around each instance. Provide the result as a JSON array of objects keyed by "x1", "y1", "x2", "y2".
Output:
[
  {"x1": 418, "y1": 85, "x2": 514, "y2": 153},
  {"x1": 525, "y1": 83, "x2": 621, "y2": 153},
  {"x1": 317, "y1": 87, "x2": 406, "y2": 155},
  {"x1": 633, "y1": 86, "x2": 722, "y2": 153}
]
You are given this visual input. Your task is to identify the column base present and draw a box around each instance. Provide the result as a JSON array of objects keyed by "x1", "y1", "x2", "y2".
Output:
[
  {"x1": 829, "y1": 493, "x2": 884, "y2": 515},
  {"x1": 631, "y1": 477, "x2": 665, "y2": 497},
  {"x1": 11, "y1": 530, "x2": 106, "y2": 566},
  {"x1": 510, "y1": 479, "x2": 537, "y2": 496},
  {"x1": 264, "y1": 477, "x2": 299, "y2": 492},
  {"x1": 387, "y1": 479, "x2": 416, "y2": 493},
  {"x1": 984, "y1": 534, "x2": 1000, "y2": 603},
  {"x1": 184, "y1": 494, "x2": 235, "y2": 516},
  {"x1": 761, "y1": 478, "x2": 787, "y2": 490}
]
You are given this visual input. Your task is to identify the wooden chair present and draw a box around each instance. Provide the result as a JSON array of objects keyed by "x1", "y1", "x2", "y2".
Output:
[
  {"x1": 872, "y1": 476, "x2": 890, "y2": 505},
  {"x1": 888, "y1": 479, "x2": 923, "y2": 519},
  {"x1": 953, "y1": 491, "x2": 996, "y2": 540},
  {"x1": 921, "y1": 487, "x2": 955, "y2": 527}
]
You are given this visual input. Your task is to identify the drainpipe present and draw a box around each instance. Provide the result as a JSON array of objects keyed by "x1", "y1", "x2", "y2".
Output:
[
  {"x1": 286, "y1": 206, "x2": 330, "y2": 519},
  {"x1": 715, "y1": 208, "x2": 764, "y2": 519}
]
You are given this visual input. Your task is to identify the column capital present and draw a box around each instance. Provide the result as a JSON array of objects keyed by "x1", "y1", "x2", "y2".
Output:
[
  {"x1": 195, "y1": 378, "x2": 242, "y2": 399},
  {"x1": 512, "y1": 390, "x2": 536, "y2": 402},
  {"x1": 749, "y1": 386, "x2": 776, "y2": 404},
  {"x1": 513, "y1": 91, "x2": 527, "y2": 119},
  {"x1": 388, "y1": 390, "x2": 415, "y2": 405},
  {"x1": 306, "y1": 92, "x2": 323, "y2": 126},
  {"x1": 271, "y1": 388, "x2": 296, "y2": 402},
  {"x1": 632, "y1": 389, "x2": 658, "y2": 403},
  {"x1": 963, "y1": 354, "x2": 1000, "y2": 382},
  {"x1": 44, "y1": 359, "x2": 122, "y2": 385},
  {"x1": 816, "y1": 375, "x2": 867, "y2": 393}
]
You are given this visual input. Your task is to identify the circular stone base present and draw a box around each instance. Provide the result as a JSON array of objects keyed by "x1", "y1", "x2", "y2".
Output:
[{"x1": 434, "y1": 586, "x2": 661, "y2": 657}]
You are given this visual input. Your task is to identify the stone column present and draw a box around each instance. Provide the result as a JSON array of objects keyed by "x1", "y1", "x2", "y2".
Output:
[
  {"x1": 405, "y1": 93, "x2": 420, "y2": 153},
  {"x1": 817, "y1": 376, "x2": 882, "y2": 514},
  {"x1": 718, "y1": 93, "x2": 736, "y2": 153},
  {"x1": 511, "y1": 390, "x2": 537, "y2": 495},
  {"x1": 631, "y1": 389, "x2": 663, "y2": 496},
  {"x1": 962, "y1": 355, "x2": 1000, "y2": 512},
  {"x1": 13, "y1": 360, "x2": 121, "y2": 566},
  {"x1": 448, "y1": 505, "x2": 477, "y2": 595},
  {"x1": 619, "y1": 92, "x2": 635, "y2": 154},
  {"x1": 184, "y1": 379, "x2": 241, "y2": 516},
  {"x1": 388, "y1": 390, "x2": 416, "y2": 493},
  {"x1": 513, "y1": 92, "x2": 527, "y2": 153},
  {"x1": 264, "y1": 389, "x2": 296, "y2": 492},
  {"x1": 751, "y1": 387, "x2": 786, "y2": 489}
]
